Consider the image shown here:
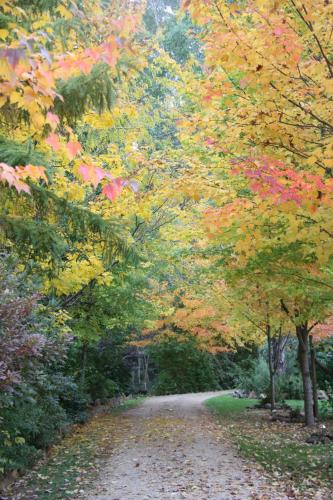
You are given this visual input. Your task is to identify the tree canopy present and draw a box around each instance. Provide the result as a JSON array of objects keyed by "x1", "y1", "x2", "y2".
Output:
[{"x1": 0, "y1": 1, "x2": 333, "y2": 476}]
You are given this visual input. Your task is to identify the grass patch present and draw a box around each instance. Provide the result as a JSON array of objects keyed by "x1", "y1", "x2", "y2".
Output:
[
  {"x1": 205, "y1": 394, "x2": 258, "y2": 417},
  {"x1": 7, "y1": 397, "x2": 144, "y2": 500},
  {"x1": 111, "y1": 396, "x2": 145, "y2": 414},
  {"x1": 206, "y1": 395, "x2": 333, "y2": 494},
  {"x1": 285, "y1": 399, "x2": 303, "y2": 410}
]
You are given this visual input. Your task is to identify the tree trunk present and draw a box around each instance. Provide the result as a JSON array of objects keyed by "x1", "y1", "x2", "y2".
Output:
[
  {"x1": 137, "y1": 352, "x2": 141, "y2": 386},
  {"x1": 143, "y1": 353, "x2": 149, "y2": 392},
  {"x1": 309, "y1": 335, "x2": 319, "y2": 420},
  {"x1": 272, "y1": 332, "x2": 289, "y2": 375},
  {"x1": 296, "y1": 324, "x2": 315, "y2": 426},
  {"x1": 81, "y1": 341, "x2": 88, "y2": 389},
  {"x1": 267, "y1": 323, "x2": 275, "y2": 411}
]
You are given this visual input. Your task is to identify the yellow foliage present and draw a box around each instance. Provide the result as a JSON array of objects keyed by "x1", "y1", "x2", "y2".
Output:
[{"x1": 47, "y1": 256, "x2": 105, "y2": 295}]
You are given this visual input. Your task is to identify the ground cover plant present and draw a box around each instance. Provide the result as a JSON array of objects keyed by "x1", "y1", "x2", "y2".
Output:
[{"x1": 207, "y1": 395, "x2": 333, "y2": 497}]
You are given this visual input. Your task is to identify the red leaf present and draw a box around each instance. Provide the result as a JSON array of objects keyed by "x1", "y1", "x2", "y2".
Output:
[
  {"x1": 15, "y1": 180, "x2": 31, "y2": 194},
  {"x1": 66, "y1": 140, "x2": 82, "y2": 160},
  {"x1": 45, "y1": 133, "x2": 61, "y2": 151},
  {"x1": 19, "y1": 165, "x2": 48, "y2": 183},
  {"x1": 78, "y1": 164, "x2": 106, "y2": 188},
  {"x1": 0, "y1": 163, "x2": 31, "y2": 194},
  {"x1": 46, "y1": 112, "x2": 60, "y2": 130},
  {"x1": 102, "y1": 179, "x2": 123, "y2": 201},
  {"x1": 78, "y1": 163, "x2": 92, "y2": 183}
]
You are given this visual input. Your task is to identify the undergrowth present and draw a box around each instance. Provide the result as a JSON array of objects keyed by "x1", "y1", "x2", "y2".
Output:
[{"x1": 4, "y1": 398, "x2": 144, "y2": 500}]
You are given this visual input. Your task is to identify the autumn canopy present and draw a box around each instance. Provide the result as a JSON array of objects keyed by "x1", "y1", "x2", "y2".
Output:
[{"x1": 0, "y1": 0, "x2": 332, "y2": 466}]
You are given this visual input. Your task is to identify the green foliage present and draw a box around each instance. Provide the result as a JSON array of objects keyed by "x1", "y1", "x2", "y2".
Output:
[
  {"x1": 0, "y1": 136, "x2": 47, "y2": 166},
  {"x1": 317, "y1": 328, "x2": 333, "y2": 416},
  {"x1": 66, "y1": 336, "x2": 131, "y2": 401},
  {"x1": 216, "y1": 348, "x2": 257, "y2": 389},
  {"x1": 0, "y1": 214, "x2": 68, "y2": 263},
  {"x1": 277, "y1": 373, "x2": 304, "y2": 401},
  {"x1": 17, "y1": 0, "x2": 62, "y2": 12},
  {"x1": 237, "y1": 343, "x2": 303, "y2": 401},
  {"x1": 149, "y1": 336, "x2": 220, "y2": 395},
  {"x1": 0, "y1": 260, "x2": 87, "y2": 474},
  {"x1": 238, "y1": 357, "x2": 270, "y2": 396},
  {"x1": 321, "y1": 383, "x2": 333, "y2": 418},
  {"x1": 1, "y1": 379, "x2": 67, "y2": 471},
  {"x1": 55, "y1": 64, "x2": 117, "y2": 125},
  {"x1": 59, "y1": 378, "x2": 90, "y2": 424},
  {"x1": 0, "y1": 179, "x2": 136, "y2": 268},
  {"x1": 143, "y1": 0, "x2": 180, "y2": 34},
  {"x1": 162, "y1": 15, "x2": 202, "y2": 65},
  {"x1": 0, "y1": 372, "x2": 74, "y2": 474}
]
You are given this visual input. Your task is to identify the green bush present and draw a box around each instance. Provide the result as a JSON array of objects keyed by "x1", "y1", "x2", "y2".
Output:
[
  {"x1": 0, "y1": 260, "x2": 89, "y2": 475},
  {"x1": 65, "y1": 335, "x2": 131, "y2": 402},
  {"x1": 0, "y1": 368, "x2": 82, "y2": 472},
  {"x1": 238, "y1": 357, "x2": 270, "y2": 395},
  {"x1": 277, "y1": 372, "x2": 303, "y2": 400},
  {"x1": 238, "y1": 341, "x2": 303, "y2": 401},
  {"x1": 149, "y1": 336, "x2": 220, "y2": 395},
  {"x1": 58, "y1": 376, "x2": 90, "y2": 424},
  {"x1": 216, "y1": 349, "x2": 257, "y2": 390},
  {"x1": 321, "y1": 382, "x2": 333, "y2": 418},
  {"x1": 316, "y1": 338, "x2": 333, "y2": 416}
]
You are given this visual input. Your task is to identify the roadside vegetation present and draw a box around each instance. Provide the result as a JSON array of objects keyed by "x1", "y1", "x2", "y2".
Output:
[
  {"x1": 207, "y1": 395, "x2": 333, "y2": 497},
  {"x1": 4, "y1": 398, "x2": 142, "y2": 500}
]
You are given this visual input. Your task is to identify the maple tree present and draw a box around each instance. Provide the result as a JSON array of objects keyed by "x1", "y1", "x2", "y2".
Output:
[
  {"x1": 0, "y1": 0, "x2": 140, "y2": 194},
  {"x1": 180, "y1": 0, "x2": 333, "y2": 426},
  {"x1": 0, "y1": 0, "x2": 166, "y2": 304}
]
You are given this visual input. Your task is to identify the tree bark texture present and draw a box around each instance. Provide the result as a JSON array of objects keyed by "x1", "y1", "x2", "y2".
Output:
[
  {"x1": 296, "y1": 324, "x2": 315, "y2": 426},
  {"x1": 309, "y1": 335, "x2": 319, "y2": 420}
]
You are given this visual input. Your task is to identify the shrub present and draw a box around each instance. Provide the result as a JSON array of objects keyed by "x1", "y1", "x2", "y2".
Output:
[
  {"x1": 59, "y1": 376, "x2": 90, "y2": 424},
  {"x1": 216, "y1": 349, "x2": 257, "y2": 390},
  {"x1": 149, "y1": 336, "x2": 220, "y2": 395},
  {"x1": 65, "y1": 335, "x2": 130, "y2": 402},
  {"x1": 238, "y1": 349, "x2": 303, "y2": 401},
  {"x1": 277, "y1": 372, "x2": 303, "y2": 400},
  {"x1": 315, "y1": 339, "x2": 333, "y2": 416},
  {"x1": 320, "y1": 382, "x2": 333, "y2": 418},
  {"x1": 0, "y1": 258, "x2": 87, "y2": 475},
  {"x1": 238, "y1": 357, "x2": 270, "y2": 395}
]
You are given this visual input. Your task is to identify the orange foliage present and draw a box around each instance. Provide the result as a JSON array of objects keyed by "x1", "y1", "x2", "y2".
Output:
[{"x1": 312, "y1": 317, "x2": 333, "y2": 342}]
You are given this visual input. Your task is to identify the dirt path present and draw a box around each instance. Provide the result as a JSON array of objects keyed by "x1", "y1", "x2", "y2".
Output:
[{"x1": 85, "y1": 391, "x2": 287, "y2": 500}]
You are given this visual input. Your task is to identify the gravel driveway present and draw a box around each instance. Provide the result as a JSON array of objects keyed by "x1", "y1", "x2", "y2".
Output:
[{"x1": 85, "y1": 391, "x2": 286, "y2": 500}]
